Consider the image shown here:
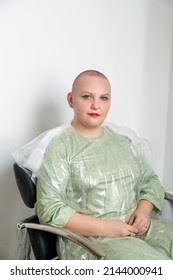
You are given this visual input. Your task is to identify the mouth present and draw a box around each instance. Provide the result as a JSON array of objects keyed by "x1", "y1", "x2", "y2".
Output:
[{"x1": 88, "y1": 113, "x2": 100, "y2": 117}]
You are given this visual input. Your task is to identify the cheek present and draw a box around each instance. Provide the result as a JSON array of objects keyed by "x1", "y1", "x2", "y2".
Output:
[
  {"x1": 73, "y1": 101, "x2": 88, "y2": 114},
  {"x1": 102, "y1": 103, "x2": 111, "y2": 113}
]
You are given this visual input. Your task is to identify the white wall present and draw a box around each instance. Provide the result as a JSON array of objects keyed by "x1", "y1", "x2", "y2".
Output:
[
  {"x1": 163, "y1": 33, "x2": 173, "y2": 192},
  {"x1": 142, "y1": 0, "x2": 173, "y2": 179},
  {"x1": 0, "y1": 0, "x2": 173, "y2": 259}
]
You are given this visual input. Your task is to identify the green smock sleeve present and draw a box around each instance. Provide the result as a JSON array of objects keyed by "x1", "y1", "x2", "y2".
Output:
[
  {"x1": 137, "y1": 154, "x2": 165, "y2": 212},
  {"x1": 35, "y1": 136, "x2": 76, "y2": 227}
]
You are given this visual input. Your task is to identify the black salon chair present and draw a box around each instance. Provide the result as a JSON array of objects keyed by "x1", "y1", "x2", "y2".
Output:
[{"x1": 13, "y1": 163, "x2": 105, "y2": 260}]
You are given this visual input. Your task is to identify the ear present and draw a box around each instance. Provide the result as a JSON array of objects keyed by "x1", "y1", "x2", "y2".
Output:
[{"x1": 67, "y1": 92, "x2": 74, "y2": 108}]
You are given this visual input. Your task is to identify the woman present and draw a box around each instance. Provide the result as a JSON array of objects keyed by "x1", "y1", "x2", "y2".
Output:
[{"x1": 15, "y1": 70, "x2": 173, "y2": 259}]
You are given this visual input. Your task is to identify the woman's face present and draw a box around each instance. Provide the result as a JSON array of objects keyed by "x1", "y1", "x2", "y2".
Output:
[{"x1": 67, "y1": 75, "x2": 111, "y2": 133}]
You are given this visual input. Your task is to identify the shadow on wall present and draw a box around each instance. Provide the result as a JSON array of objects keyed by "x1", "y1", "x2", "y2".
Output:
[{"x1": 0, "y1": 98, "x2": 66, "y2": 259}]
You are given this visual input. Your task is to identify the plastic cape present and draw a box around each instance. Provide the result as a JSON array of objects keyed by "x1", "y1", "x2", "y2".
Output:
[
  {"x1": 12, "y1": 122, "x2": 173, "y2": 260},
  {"x1": 12, "y1": 122, "x2": 151, "y2": 177}
]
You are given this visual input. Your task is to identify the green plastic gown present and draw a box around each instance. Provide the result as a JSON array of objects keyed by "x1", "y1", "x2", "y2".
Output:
[{"x1": 35, "y1": 125, "x2": 173, "y2": 259}]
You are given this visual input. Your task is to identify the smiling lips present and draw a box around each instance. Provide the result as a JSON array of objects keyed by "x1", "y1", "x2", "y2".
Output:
[{"x1": 88, "y1": 113, "x2": 100, "y2": 117}]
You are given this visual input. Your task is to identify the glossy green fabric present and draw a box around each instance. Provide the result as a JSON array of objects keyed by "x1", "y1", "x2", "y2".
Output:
[{"x1": 35, "y1": 126, "x2": 173, "y2": 259}]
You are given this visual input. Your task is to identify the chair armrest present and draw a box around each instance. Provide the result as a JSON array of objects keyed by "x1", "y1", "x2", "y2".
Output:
[
  {"x1": 164, "y1": 191, "x2": 173, "y2": 203},
  {"x1": 17, "y1": 221, "x2": 105, "y2": 260}
]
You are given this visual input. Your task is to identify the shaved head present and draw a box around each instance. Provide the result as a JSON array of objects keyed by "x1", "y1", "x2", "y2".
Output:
[{"x1": 72, "y1": 70, "x2": 110, "y2": 92}]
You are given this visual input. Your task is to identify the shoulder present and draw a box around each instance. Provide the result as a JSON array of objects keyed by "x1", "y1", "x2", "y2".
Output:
[
  {"x1": 45, "y1": 126, "x2": 74, "y2": 154},
  {"x1": 104, "y1": 122, "x2": 132, "y2": 144},
  {"x1": 104, "y1": 122, "x2": 137, "y2": 139},
  {"x1": 104, "y1": 122, "x2": 151, "y2": 161}
]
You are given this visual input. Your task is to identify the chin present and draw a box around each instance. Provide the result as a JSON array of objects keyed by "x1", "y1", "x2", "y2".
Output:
[{"x1": 87, "y1": 120, "x2": 104, "y2": 128}]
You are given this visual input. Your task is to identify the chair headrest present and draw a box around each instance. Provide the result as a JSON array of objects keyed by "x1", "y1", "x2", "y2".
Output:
[{"x1": 13, "y1": 163, "x2": 36, "y2": 208}]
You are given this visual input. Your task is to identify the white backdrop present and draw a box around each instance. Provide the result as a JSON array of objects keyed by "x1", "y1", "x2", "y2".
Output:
[{"x1": 0, "y1": 0, "x2": 173, "y2": 259}]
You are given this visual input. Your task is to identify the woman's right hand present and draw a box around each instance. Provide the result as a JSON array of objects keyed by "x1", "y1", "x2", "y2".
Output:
[
  {"x1": 104, "y1": 220, "x2": 139, "y2": 238},
  {"x1": 64, "y1": 212, "x2": 138, "y2": 237}
]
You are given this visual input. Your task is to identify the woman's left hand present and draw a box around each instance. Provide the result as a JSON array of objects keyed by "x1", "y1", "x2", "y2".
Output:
[
  {"x1": 128, "y1": 199, "x2": 153, "y2": 236},
  {"x1": 128, "y1": 210, "x2": 150, "y2": 235}
]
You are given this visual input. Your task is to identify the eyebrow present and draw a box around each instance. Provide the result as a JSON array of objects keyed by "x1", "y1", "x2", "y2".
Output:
[{"x1": 81, "y1": 92, "x2": 111, "y2": 95}]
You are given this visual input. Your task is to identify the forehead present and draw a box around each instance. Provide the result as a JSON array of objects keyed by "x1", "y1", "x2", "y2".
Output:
[{"x1": 73, "y1": 74, "x2": 111, "y2": 93}]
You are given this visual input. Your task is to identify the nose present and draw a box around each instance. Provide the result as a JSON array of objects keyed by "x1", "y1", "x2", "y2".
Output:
[{"x1": 91, "y1": 97, "x2": 100, "y2": 110}]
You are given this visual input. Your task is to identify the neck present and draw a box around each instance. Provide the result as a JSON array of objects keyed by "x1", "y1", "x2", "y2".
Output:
[{"x1": 71, "y1": 122, "x2": 104, "y2": 139}]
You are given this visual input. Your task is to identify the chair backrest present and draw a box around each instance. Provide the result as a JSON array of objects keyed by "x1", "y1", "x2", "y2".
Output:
[
  {"x1": 13, "y1": 163, "x2": 36, "y2": 208},
  {"x1": 13, "y1": 163, "x2": 57, "y2": 260}
]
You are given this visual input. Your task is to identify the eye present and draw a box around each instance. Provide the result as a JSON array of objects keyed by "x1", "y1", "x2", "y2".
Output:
[
  {"x1": 82, "y1": 94, "x2": 92, "y2": 99},
  {"x1": 101, "y1": 95, "x2": 109, "y2": 101}
]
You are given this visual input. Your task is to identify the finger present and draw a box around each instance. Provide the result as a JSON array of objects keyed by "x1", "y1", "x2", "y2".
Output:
[
  {"x1": 130, "y1": 225, "x2": 139, "y2": 234},
  {"x1": 130, "y1": 232, "x2": 136, "y2": 237},
  {"x1": 138, "y1": 226, "x2": 148, "y2": 235},
  {"x1": 133, "y1": 219, "x2": 146, "y2": 230},
  {"x1": 128, "y1": 214, "x2": 135, "y2": 225}
]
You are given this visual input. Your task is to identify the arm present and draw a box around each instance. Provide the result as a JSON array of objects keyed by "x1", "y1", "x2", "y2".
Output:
[
  {"x1": 128, "y1": 152, "x2": 164, "y2": 235},
  {"x1": 35, "y1": 137, "x2": 77, "y2": 227},
  {"x1": 65, "y1": 212, "x2": 139, "y2": 238},
  {"x1": 137, "y1": 156, "x2": 165, "y2": 212}
]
